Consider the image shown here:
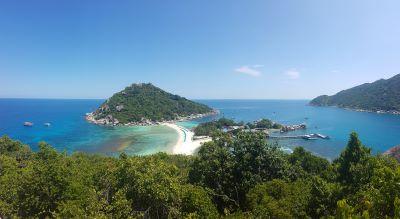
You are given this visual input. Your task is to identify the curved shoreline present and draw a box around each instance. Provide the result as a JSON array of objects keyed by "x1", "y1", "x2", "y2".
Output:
[
  {"x1": 309, "y1": 104, "x2": 400, "y2": 115},
  {"x1": 163, "y1": 123, "x2": 211, "y2": 155}
]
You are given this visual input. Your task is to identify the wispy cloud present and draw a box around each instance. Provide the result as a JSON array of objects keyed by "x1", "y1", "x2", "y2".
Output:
[
  {"x1": 284, "y1": 69, "x2": 300, "y2": 79},
  {"x1": 235, "y1": 65, "x2": 263, "y2": 77}
]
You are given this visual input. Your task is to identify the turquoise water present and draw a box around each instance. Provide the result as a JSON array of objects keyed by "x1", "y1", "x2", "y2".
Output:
[
  {"x1": 195, "y1": 100, "x2": 400, "y2": 159},
  {"x1": 0, "y1": 99, "x2": 178, "y2": 156},
  {"x1": 1, "y1": 99, "x2": 399, "y2": 159}
]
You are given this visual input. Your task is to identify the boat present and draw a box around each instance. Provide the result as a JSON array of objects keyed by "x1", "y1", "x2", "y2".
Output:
[
  {"x1": 316, "y1": 133, "x2": 330, "y2": 139},
  {"x1": 24, "y1": 122, "x2": 33, "y2": 127},
  {"x1": 44, "y1": 123, "x2": 51, "y2": 127}
]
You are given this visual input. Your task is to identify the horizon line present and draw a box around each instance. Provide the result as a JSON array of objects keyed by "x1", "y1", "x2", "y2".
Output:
[{"x1": 0, "y1": 97, "x2": 312, "y2": 101}]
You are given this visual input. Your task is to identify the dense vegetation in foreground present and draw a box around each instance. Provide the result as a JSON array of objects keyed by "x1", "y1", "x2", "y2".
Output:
[
  {"x1": 310, "y1": 73, "x2": 400, "y2": 113},
  {"x1": 91, "y1": 83, "x2": 213, "y2": 124},
  {"x1": 1, "y1": 132, "x2": 400, "y2": 218}
]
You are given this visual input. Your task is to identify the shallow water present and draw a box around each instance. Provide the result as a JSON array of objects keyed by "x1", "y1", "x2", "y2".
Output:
[
  {"x1": 1, "y1": 99, "x2": 399, "y2": 159},
  {"x1": 0, "y1": 99, "x2": 178, "y2": 156}
]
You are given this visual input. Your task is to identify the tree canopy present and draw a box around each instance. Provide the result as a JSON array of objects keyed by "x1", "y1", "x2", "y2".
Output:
[
  {"x1": 1, "y1": 131, "x2": 400, "y2": 218},
  {"x1": 93, "y1": 83, "x2": 213, "y2": 123}
]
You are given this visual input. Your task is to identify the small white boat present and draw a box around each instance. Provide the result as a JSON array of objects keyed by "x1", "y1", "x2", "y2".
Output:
[
  {"x1": 24, "y1": 122, "x2": 34, "y2": 127},
  {"x1": 44, "y1": 123, "x2": 51, "y2": 127}
]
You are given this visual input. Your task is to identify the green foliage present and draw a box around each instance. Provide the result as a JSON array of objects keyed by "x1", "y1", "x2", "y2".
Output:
[
  {"x1": 307, "y1": 176, "x2": 341, "y2": 217},
  {"x1": 0, "y1": 135, "x2": 32, "y2": 160},
  {"x1": 247, "y1": 179, "x2": 311, "y2": 218},
  {"x1": 394, "y1": 197, "x2": 400, "y2": 218},
  {"x1": 193, "y1": 118, "x2": 239, "y2": 136},
  {"x1": 193, "y1": 117, "x2": 282, "y2": 136},
  {"x1": 310, "y1": 73, "x2": 400, "y2": 111},
  {"x1": 246, "y1": 118, "x2": 283, "y2": 129},
  {"x1": 189, "y1": 131, "x2": 289, "y2": 212},
  {"x1": 1, "y1": 131, "x2": 400, "y2": 218},
  {"x1": 336, "y1": 199, "x2": 355, "y2": 219},
  {"x1": 289, "y1": 147, "x2": 330, "y2": 176},
  {"x1": 180, "y1": 185, "x2": 219, "y2": 218},
  {"x1": 335, "y1": 132, "x2": 372, "y2": 189},
  {"x1": 94, "y1": 83, "x2": 213, "y2": 123}
]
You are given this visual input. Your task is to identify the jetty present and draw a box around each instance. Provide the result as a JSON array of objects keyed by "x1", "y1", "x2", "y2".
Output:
[{"x1": 269, "y1": 133, "x2": 330, "y2": 140}]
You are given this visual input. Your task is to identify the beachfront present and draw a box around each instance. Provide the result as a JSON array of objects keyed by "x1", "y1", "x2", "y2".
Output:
[{"x1": 163, "y1": 123, "x2": 211, "y2": 155}]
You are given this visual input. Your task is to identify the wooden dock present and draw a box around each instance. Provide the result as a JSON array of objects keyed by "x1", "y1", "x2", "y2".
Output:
[{"x1": 269, "y1": 133, "x2": 330, "y2": 140}]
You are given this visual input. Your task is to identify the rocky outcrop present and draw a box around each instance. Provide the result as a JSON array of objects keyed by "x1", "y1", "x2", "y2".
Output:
[{"x1": 383, "y1": 145, "x2": 400, "y2": 162}]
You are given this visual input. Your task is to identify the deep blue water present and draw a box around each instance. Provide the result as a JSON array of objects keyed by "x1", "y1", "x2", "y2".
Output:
[
  {"x1": 1, "y1": 99, "x2": 400, "y2": 159},
  {"x1": 197, "y1": 100, "x2": 400, "y2": 159}
]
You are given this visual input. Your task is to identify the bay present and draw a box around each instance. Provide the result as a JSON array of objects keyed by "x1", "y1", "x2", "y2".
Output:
[{"x1": 1, "y1": 98, "x2": 399, "y2": 159}]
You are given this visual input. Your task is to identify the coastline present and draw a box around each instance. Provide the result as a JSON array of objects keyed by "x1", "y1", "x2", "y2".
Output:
[
  {"x1": 163, "y1": 123, "x2": 211, "y2": 155},
  {"x1": 85, "y1": 110, "x2": 217, "y2": 155},
  {"x1": 85, "y1": 110, "x2": 219, "y2": 126},
  {"x1": 309, "y1": 104, "x2": 400, "y2": 115}
]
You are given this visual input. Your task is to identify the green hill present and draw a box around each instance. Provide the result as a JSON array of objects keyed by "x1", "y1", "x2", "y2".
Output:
[
  {"x1": 310, "y1": 74, "x2": 400, "y2": 113},
  {"x1": 88, "y1": 83, "x2": 214, "y2": 125}
]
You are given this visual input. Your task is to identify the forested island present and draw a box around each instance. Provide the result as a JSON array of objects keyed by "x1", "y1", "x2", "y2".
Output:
[
  {"x1": 1, "y1": 131, "x2": 400, "y2": 218},
  {"x1": 310, "y1": 73, "x2": 400, "y2": 114},
  {"x1": 86, "y1": 83, "x2": 216, "y2": 125},
  {"x1": 193, "y1": 118, "x2": 283, "y2": 136}
]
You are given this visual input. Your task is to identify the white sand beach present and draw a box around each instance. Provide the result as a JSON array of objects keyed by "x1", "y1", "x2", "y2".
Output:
[{"x1": 163, "y1": 123, "x2": 211, "y2": 155}]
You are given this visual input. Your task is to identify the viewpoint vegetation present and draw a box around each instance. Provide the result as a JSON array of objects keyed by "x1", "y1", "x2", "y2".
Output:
[{"x1": 1, "y1": 131, "x2": 400, "y2": 218}]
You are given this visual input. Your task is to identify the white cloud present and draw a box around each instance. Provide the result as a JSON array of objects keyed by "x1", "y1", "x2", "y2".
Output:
[
  {"x1": 285, "y1": 69, "x2": 300, "y2": 79},
  {"x1": 235, "y1": 65, "x2": 263, "y2": 77}
]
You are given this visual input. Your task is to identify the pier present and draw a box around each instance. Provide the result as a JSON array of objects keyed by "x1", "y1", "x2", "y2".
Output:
[{"x1": 269, "y1": 133, "x2": 330, "y2": 140}]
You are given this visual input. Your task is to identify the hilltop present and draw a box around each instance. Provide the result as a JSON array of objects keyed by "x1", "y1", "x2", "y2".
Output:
[
  {"x1": 86, "y1": 83, "x2": 215, "y2": 125},
  {"x1": 310, "y1": 74, "x2": 400, "y2": 114}
]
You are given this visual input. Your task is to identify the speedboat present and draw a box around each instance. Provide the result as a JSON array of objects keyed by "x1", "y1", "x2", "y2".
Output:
[{"x1": 24, "y1": 122, "x2": 33, "y2": 127}]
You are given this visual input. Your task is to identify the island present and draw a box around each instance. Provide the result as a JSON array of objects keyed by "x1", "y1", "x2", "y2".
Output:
[
  {"x1": 86, "y1": 83, "x2": 217, "y2": 126},
  {"x1": 310, "y1": 73, "x2": 400, "y2": 114},
  {"x1": 194, "y1": 118, "x2": 305, "y2": 136}
]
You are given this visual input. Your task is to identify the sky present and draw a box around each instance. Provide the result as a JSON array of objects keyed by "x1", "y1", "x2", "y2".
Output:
[{"x1": 1, "y1": 0, "x2": 400, "y2": 99}]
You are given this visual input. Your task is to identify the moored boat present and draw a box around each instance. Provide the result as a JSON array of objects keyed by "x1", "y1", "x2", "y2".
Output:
[{"x1": 24, "y1": 122, "x2": 34, "y2": 127}]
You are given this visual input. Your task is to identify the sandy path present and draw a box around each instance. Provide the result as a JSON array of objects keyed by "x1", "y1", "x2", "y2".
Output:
[{"x1": 163, "y1": 123, "x2": 211, "y2": 155}]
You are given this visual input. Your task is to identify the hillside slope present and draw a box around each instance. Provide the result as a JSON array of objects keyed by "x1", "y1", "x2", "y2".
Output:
[
  {"x1": 87, "y1": 83, "x2": 214, "y2": 125},
  {"x1": 310, "y1": 74, "x2": 400, "y2": 113}
]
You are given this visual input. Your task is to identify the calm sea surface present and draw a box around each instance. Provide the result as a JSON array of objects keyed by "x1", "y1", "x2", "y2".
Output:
[{"x1": 1, "y1": 99, "x2": 399, "y2": 159}]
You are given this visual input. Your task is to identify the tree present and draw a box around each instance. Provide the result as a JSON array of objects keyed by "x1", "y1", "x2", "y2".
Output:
[
  {"x1": 307, "y1": 176, "x2": 341, "y2": 218},
  {"x1": 232, "y1": 132, "x2": 288, "y2": 207},
  {"x1": 247, "y1": 179, "x2": 310, "y2": 218},
  {"x1": 288, "y1": 147, "x2": 330, "y2": 176},
  {"x1": 180, "y1": 185, "x2": 218, "y2": 218},
  {"x1": 336, "y1": 132, "x2": 371, "y2": 187},
  {"x1": 189, "y1": 133, "x2": 237, "y2": 213},
  {"x1": 189, "y1": 131, "x2": 289, "y2": 213}
]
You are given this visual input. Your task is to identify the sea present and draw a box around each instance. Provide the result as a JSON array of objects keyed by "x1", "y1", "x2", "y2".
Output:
[{"x1": 1, "y1": 99, "x2": 400, "y2": 160}]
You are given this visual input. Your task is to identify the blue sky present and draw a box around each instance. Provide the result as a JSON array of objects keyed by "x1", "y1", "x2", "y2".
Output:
[{"x1": 1, "y1": 0, "x2": 400, "y2": 99}]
